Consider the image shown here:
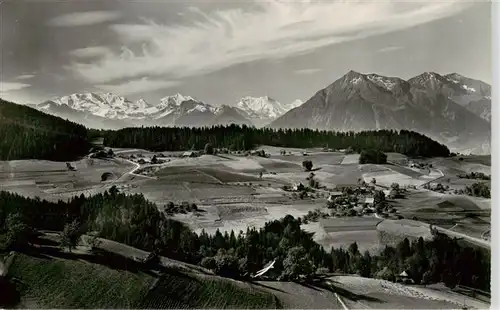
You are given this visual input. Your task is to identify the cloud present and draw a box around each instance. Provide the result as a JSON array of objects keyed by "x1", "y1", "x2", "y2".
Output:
[
  {"x1": 69, "y1": 0, "x2": 473, "y2": 84},
  {"x1": 16, "y1": 74, "x2": 36, "y2": 80},
  {"x1": 96, "y1": 78, "x2": 180, "y2": 95},
  {"x1": 0, "y1": 82, "x2": 31, "y2": 92},
  {"x1": 48, "y1": 11, "x2": 121, "y2": 27},
  {"x1": 377, "y1": 46, "x2": 404, "y2": 53},
  {"x1": 70, "y1": 46, "x2": 112, "y2": 58},
  {"x1": 294, "y1": 68, "x2": 322, "y2": 75}
]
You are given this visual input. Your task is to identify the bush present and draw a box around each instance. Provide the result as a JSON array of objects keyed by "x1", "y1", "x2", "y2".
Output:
[
  {"x1": 101, "y1": 172, "x2": 114, "y2": 182},
  {"x1": 359, "y1": 149, "x2": 387, "y2": 164},
  {"x1": 302, "y1": 160, "x2": 313, "y2": 171}
]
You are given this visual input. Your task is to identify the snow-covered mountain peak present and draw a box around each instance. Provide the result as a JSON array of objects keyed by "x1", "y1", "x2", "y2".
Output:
[
  {"x1": 289, "y1": 99, "x2": 304, "y2": 109},
  {"x1": 160, "y1": 93, "x2": 198, "y2": 107},
  {"x1": 236, "y1": 96, "x2": 288, "y2": 119},
  {"x1": 366, "y1": 74, "x2": 399, "y2": 90}
]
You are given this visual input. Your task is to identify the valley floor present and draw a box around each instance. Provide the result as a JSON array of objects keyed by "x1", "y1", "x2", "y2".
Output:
[{"x1": 0, "y1": 146, "x2": 491, "y2": 309}]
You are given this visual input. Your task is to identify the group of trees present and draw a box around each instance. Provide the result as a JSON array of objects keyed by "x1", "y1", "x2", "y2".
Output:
[
  {"x1": 100, "y1": 125, "x2": 450, "y2": 158},
  {"x1": 359, "y1": 149, "x2": 388, "y2": 164},
  {"x1": 0, "y1": 99, "x2": 90, "y2": 161},
  {"x1": 454, "y1": 182, "x2": 491, "y2": 198},
  {"x1": 0, "y1": 188, "x2": 490, "y2": 292},
  {"x1": 457, "y1": 172, "x2": 491, "y2": 181}
]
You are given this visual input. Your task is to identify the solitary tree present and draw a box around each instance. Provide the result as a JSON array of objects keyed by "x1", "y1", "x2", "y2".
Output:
[
  {"x1": 204, "y1": 143, "x2": 214, "y2": 155},
  {"x1": 302, "y1": 160, "x2": 313, "y2": 171},
  {"x1": 422, "y1": 270, "x2": 433, "y2": 286},
  {"x1": 282, "y1": 246, "x2": 315, "y2": 281},
  {"x1": 60, "y1": 220, "x2": 83, "y2": 253},
  {"x1": 5, "y1": 213, "x2": 31, "y2": 249},
  {"x1": 87, "y1": 233, "x2": 102, "y2": 253}
]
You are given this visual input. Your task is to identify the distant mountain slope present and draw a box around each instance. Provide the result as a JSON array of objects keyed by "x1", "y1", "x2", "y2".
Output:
[
  {"x1": 270, "y1": 71, "x2": 491, "y2": 154},
  {"x1": 0, "y1": 98, "x2": 89, "y2": 161},
  {"x1": 442, "y1": 73, "x2": 491, "y2": 122}
]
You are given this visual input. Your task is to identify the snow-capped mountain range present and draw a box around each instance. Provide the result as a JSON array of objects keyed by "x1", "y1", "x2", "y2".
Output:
[
  {"x1": 33, "y1": 93, "x2": 303, "y2": 129},
  {"x1": 270, "y1": 70, "x2": 491, "y2": 154},
  {"x1": 234, "y1": 96, "x2": 303, "y2": 126}
]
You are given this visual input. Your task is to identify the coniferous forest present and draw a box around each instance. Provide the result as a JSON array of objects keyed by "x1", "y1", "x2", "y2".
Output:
[
  {"x1": 101, "y1": 125, "x2": 450, "y2": 157},
  {"x1": 0, "y1": 189, "x2": 490, "y2": 292},
  {"x1": 0, "y1": 99, "x2": 90, "y2": 161},
  {"x1": 1, "y1": 100, "x2": 450, "y2": 160}
]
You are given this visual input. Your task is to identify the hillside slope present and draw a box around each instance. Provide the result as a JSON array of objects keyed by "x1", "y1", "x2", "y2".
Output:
[
  {"x1": 2, "y1": 251, "x2": 279, "y2": 309},
  {"x1": 0, "y1": 99, "x2": 90, "y2": 161}
]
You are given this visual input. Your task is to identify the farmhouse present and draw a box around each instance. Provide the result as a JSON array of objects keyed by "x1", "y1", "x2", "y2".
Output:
[
  {"x1": 363, "y1": 197, "x2": 375, "y2": 207},
  {"x1": 293, "y1": 182, "x2": 305, "y2": 191},
  {"x1": 182, "y1": 151, "x2": 197, "y2": 158},
  {"x1": 327, "y1": 192, "x2": 343, "y2": 202},
  {"x1": 397, "y1": 270, "x2": 413, "y2": 284},
  {"x1": 336, "y1": 183, "x2": 357, "y2": 190},
  {"x1": 353, "y1": 205, "x2": 364, "y2": 213},
  {"x1": 66, "y1": 162, "x2": 76, "y2": 171},
  {"x1": 392, "y1": 158, "x2": 409, "y2": 165}
]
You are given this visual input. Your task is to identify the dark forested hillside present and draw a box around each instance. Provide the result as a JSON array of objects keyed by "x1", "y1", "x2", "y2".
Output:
[
  {"x1": 102, "y1": 125, "x2": 450, "y2": 157},
  {"x1": 0, "y1": 189, "x2": 490, "y2": 292},
  {"x1": 0, "y1": 99, "x2": 90, "y2": 161}
]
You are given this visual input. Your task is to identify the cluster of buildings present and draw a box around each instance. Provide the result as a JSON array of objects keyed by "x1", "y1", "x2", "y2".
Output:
[{"x1": 327, "y1": 190, "x2": 376, "y2": 216}]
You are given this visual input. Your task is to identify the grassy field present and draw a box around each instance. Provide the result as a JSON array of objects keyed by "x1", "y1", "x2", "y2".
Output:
[
  {"x1": 6, "y1": 252, "x2": 155, "y2": 309},
  {"x1": 320, "y1": 217, "x2": 382, "y2": 233},
  {"x1": 2, "y1": 148, "x2": 491, "y2": 246},
  {"x1": 140, "y1": 273, "x2": 279, "y2": 309},
  {"x1": 4, "y1": 251, "x2": 279, "y2": 309},
  {"x1": 253, "y1": 281, "x2": 342, "y2": 309},
  {"x1": 302, "y1": 218, "x2": 383, "y2": 254},
  {"x1": 396, "y1": 192, "x2": 491, "y2": 229},
  {"x1": 376, "y1": 219, "x2": 433, "y2": 242}
]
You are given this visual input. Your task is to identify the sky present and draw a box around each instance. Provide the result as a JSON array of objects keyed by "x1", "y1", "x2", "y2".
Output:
[{"x1": 0, "y1": 0, "x2": 492, "y2": 107}]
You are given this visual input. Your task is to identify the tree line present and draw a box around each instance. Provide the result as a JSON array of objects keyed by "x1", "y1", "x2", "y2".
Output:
[
  {"x1": 0, "y1": 99, "x2": 90, "y2": 161},
  {"x1": 0, "y1": 188, "x2": 489, "y2": 292},
  {"x1": 100, "y1": 125, "x2": 450, "y2": 157},
  {"x1": 1, "y1": 100, "x2": 451, "y2": 161}
]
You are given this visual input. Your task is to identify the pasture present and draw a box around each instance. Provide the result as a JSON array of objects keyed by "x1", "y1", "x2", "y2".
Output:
[
  {"x1": 138, "y1": 272, "x2": 278, "y2": 309},
  {"x1": 376, "y1": 219, "x2": 434, "y2": 245},
  {"x1": 303, "y1": 217, "x2": 383, "y2": 254},
  {"x1": 396, "y1": 192, "x2": 491, "y2": 231}
]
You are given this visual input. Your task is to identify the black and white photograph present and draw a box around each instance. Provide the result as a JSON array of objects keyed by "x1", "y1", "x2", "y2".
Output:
[{"x1": 0, "y1": 0, "x2": 494, "y2": 308}]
